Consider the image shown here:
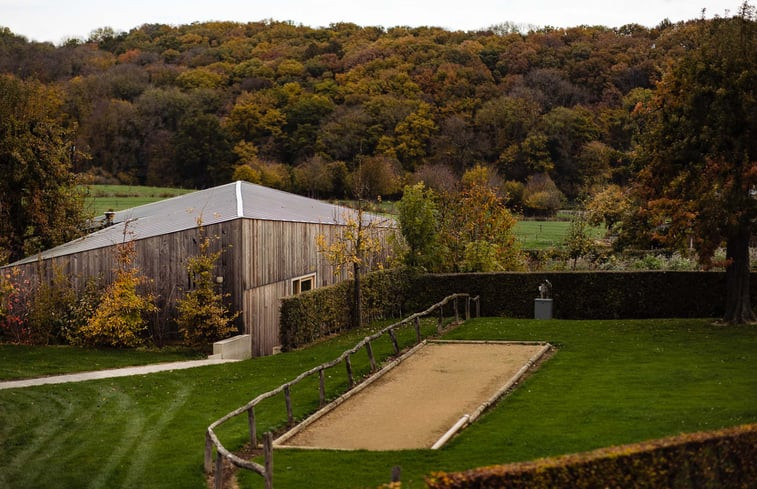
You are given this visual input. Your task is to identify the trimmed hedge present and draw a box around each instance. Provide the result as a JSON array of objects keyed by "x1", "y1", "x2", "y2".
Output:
[
  {"x1": 279, "y1": 268, "x2": 413, "y2": 351},
  {"x1": 280, "y1": 271, "x2": 754, "y2": 351},
  {"x1": 405, "y1": 271, "x2": 743, "y2": 319},
  {"x1": 425, "y1": 423, "x2": 757, "y2": 489}
]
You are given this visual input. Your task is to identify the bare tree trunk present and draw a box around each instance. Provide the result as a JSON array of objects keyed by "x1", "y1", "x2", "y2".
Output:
[{"x1": 723, "y1": 229, "x2": 756, "y2": 324}]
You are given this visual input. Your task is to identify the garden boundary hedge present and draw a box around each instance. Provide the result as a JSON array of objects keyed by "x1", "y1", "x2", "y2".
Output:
[
  {"x1": 405, "y1": 271, "x2": 753, "y2": 319},
  {"x1": 280, "y1": 270, "x2": 754, "y2": 351},
  {"x1": 425, "y1": 423, "x2": 757, "y2": 489}
]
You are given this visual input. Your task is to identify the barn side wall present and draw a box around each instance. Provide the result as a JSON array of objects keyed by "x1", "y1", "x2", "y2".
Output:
[
  {"x1": 7, "y1": 220, "x2": 245, "y2": 341},
  {"x1": 241, "y1": 218, "x2": 395, "y2": 356}
]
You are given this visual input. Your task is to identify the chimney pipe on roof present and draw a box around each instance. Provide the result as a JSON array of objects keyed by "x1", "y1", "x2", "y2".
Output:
[{"x1": 104, "y1": 211, "x2": 115, "y2": 227}]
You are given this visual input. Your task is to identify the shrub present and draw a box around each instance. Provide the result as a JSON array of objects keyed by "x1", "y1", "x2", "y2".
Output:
[
  {"x1": 75, "y1": 241, "x2": 156, "y2": 348},
  {"x1": 280, "y1": 268, "x2": 412, "y2": 351},
  {"x1": 175, "y1": 226, "x2": 239, "y2": 350},
  {"x1": 426, "y1": 423, "x2": 757, "y2": 489},
  {"x1": 26, "y1": 265, "x2": 78, "y2": 345},
  {"x1": 280, "y1": 269, "x2": 749, "y2": 351},
  {"x1": 522, "y1": 173, "x2": 564, "y2": 217},
  {"x1": 0, "y1": 267, "x2": 32, "y2": 344}
]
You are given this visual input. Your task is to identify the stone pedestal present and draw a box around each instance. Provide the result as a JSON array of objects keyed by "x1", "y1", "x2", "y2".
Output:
[{"x1": 534, "y1": 298, "x2": 553, "y2": 320}]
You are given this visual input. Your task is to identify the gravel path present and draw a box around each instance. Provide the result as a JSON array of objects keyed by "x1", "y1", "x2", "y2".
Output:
[{"x1": 279, "y1": 342, "x2": 547, "y2": 450}]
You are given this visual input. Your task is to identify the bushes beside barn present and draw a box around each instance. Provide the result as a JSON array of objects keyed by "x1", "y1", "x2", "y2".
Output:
[
  {"x1": 280, "y1": 268, "x2": 412, "y2": 350},
  {"x1": 425, "y1": 423, "x2": 757, "y2": 489}
]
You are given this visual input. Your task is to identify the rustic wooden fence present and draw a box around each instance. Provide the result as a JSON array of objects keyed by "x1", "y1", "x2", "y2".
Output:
[{"x1": 205, "y1": 293, "x2": 480, "y2": 489}]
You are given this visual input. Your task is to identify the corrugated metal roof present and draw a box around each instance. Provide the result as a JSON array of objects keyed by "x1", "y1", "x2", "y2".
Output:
[{"x1": 10, "y1": 181, "x2": 392, "y2": 265}]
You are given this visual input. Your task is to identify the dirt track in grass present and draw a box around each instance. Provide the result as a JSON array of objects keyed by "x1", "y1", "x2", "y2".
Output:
[{"x1": 279, "y1": 342, "x2": 547, "y2": 450}]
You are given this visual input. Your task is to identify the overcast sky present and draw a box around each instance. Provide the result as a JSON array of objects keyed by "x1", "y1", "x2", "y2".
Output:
[{"x1": 1, "y1": 0, "x2": 742, "y2": 45}]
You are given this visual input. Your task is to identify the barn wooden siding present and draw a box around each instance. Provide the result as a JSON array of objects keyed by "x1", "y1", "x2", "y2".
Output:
[
  {"x1": 242, "y1": 220, "x2": 347, "y2": 356},
  {"x1": 11, "y1": 220, "x2": 246, "y2": 334},
  {"x1": 241, "y1": 219, "x2": 394, "y2": 356},
  {"x1": 8, "y1": 217, "x2": 395, "y2": 356}
]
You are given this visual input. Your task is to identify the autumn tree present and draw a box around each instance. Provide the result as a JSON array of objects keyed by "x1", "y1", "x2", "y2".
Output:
[
  {"x1": 176, "y1": 224, "x2": 238, "y2": 350},
  {"x1": 397, "y1": 182, "x2": 440, "y2": 270},
  {"x1": 76, "y1": 238, "x2": 156, "y2": 348},
  {"x1": 316, "y1": 204, "x2": 386, "y2": 329},
  {"x1": 631, "y1": 5, "x2": 756, "y2": 323},
  {"x1": 586, "y1": 184, "x2": 630, "y2": 236},
  {"x1": 0, "y1": 75, "x2": 86, "y2": 263},
  {"x1": 438, "y1": 183, "x2": 524, "y2": 272}
]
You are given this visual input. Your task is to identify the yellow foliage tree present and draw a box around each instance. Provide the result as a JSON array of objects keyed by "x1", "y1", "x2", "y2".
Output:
[
  {"x1": 316, "y1": 205, "x2": 385, "y2": 328},
  {"x1": 76, "y1": 239, "x2": 156, "y2": 348},
  {"x1": 176, "y1": 224, "x2": 239, "y2": 350}
]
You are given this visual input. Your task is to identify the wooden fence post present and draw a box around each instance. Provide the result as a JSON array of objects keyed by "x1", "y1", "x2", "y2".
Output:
[
  {"x1": 318, "y1": 367, "x2": 326, "y2": 406},
  {"x1": 284, "y1": 385, "x2": 293, "y2": 427},
  {"x1": 438, "y1": 305, "x2": 444, "y2": 330},
  {"x1": 388, "y1": 328, "x2": 400, "y2": 354},
  {"x1": 264, "y1": 432, "x2": 274, "y2": 489},
  {"x1": 454, "y1": 297, "x2": 459, "y2": 322},
  {"x1": 365, "y1": 340, "x2": 376, "y2": 372},
  {"x1": 414, "y1": 316, "x2": 422, "y2": 343},
  {"x1": 248, "y1": 407, "x2": 257, "y2": 446},
  {"x1": 204, "y1": 431, "x2": 213, "y2": 474},
  {"x1": 391, "y1": 465, "x2": 402, "y2": 482},
  {"x1": 465, "y1": 296, "x2": 471, "y2": 320},
  {"x1": 215, "y1": 452, "x2": 224, "y2": 489},
  {"x1": 476, "y1": 297, "x2": 480, "y2": 318},
  {"x1": 345, "y1": 354, "x2": 354, "y2": 387}
]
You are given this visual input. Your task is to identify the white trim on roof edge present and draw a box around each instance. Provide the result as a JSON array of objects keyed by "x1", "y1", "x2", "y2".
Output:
[{"x1": 235, "y1": 180, "x2": 244, "y2": 218}]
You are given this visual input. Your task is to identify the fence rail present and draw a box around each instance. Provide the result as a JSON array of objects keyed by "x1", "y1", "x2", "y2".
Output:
[{"x1": 205, "y1": 293, "x2": 480, "y2": 489}]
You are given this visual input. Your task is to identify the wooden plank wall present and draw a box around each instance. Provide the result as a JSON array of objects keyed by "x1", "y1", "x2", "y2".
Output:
[
  {"x1": 241, "y1": 219, "x2": 396, "y2": 355},
  {"x1": 7, "y1": 216, "x2": 395, "y2": 355},
  {"x1": 244, "y1": 281, "x2": 288, "y2": 356},
  {"x1": 8, "y1": 220, "x2": 246, "y2": 333}
]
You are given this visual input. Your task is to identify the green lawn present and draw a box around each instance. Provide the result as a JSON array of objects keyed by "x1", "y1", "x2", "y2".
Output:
[
  {"x1": 0, "y1": 345, "x2": 203, "y2": 381},
  {"x1": 2, "y1": 318, "x2": 755, "y2": 489},
  {"x1": 84, "y1": 185, "x2": 193, "y2": 216},
  {"x1": 514, "y1": 219, "x2": 604, "y2": 249}
]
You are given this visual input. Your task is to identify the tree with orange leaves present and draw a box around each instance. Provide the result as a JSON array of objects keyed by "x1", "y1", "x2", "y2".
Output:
[{"x1": 630, "y1": 4, "x2": 756, "y2": 323}]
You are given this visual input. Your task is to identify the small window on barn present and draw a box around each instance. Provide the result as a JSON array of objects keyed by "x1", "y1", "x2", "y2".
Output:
[{"x1": 292, "y1": 273, "x2": 316, "y2": 295}]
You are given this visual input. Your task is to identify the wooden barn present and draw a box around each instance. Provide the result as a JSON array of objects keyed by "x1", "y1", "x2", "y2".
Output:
[{"x1": 6, "y1": 181, "x2": 394, "y2": 356}]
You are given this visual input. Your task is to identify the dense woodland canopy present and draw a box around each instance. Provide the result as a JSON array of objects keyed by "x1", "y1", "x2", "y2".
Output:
[{"x1": 0, "y1": 17, "x2": 705, "y2": 205}]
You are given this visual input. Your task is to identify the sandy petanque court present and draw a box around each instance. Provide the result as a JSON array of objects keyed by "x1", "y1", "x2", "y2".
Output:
[{"x1": 276, "y1": 341, "x2": 550, "y2": 451}]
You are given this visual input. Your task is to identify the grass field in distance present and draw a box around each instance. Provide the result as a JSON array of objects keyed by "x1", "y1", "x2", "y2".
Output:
[{"x1": 84, "y1": 185, "x2": 193, "y2": 216}]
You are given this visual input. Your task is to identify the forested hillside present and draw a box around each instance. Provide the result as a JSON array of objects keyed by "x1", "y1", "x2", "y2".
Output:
[{"x1": 0, "y1": 19, "x2": 699, "y2": 204}]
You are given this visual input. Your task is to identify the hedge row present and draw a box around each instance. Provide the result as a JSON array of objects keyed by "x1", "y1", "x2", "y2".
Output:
[
  {"x1": 279, "y1": 268, "x2": 412, "y2": 351},
  {"x1": 425, "y1": 423, "x2": 757, "y2": 489},
  {"x1": 280, "y1": 271, "x2": 752, "y2": 351},
  {"x1": 405, "y1": 271, "x2": 745, "y2": 319}
]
